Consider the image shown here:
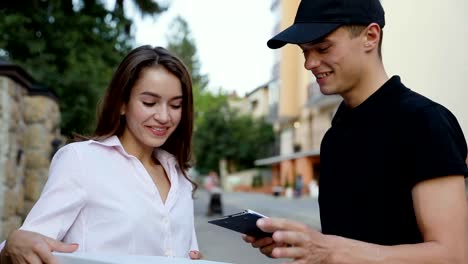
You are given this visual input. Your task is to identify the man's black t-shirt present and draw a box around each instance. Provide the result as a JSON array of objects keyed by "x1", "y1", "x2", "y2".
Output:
[{"x1": 319, "y1": 76, "x2": 468, "y2": 245}]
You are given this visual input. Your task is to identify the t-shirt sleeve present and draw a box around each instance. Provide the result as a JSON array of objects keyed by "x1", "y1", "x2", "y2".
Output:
[
  {"x1": 19, "y1": 143, "x2": 86, "y2": 240},
  {"x1": 408, "y1": 104, "x2": 468, "y2": 186}
]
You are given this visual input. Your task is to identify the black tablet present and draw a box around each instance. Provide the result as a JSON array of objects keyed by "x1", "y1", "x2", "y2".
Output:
[{"x1": 208, "y1": 209, "x2": 273, "y2": 238}]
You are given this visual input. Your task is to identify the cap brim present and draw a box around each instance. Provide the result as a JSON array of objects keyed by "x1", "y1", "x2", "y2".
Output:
[{"x1": 267, "y1": 23, "x2": 342, "y2": 49}]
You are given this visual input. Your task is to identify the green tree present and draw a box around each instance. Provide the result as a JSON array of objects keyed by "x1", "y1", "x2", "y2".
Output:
[
  {"x1": 163, "y1": 15, "x2": 275, "y2": 174},
  {"x1": 0, "y1": 0, "x2": 166, "y2": 136},
  {"x1": 166, "y1": 16, "x2": 208, "y2": 91},
  {"x1": 193, "y1": 106, "x2": 276, "y2": 174}
]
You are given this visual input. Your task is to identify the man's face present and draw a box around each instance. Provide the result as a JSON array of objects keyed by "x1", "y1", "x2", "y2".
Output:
[{"x1": 299, "y1": 26, "x2": 366, "y2": 97}]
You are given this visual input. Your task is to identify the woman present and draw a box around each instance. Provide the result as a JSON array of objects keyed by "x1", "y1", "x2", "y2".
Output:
[{"x1": 0, "y1": 45, "x2": 201, "y2": 263}]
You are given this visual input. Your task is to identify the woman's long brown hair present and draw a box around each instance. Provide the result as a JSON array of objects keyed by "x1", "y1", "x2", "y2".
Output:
[{"x1": 78, "y1": 45, "x2": 197, "y2": 194}]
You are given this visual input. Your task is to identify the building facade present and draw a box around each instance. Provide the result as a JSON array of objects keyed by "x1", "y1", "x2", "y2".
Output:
[
  {"x1": 255, "y1": 0, "x2": 340, "y2": 194},
  {"x1": 256, "y1": 0, "x2": 468, "y2": 195}
]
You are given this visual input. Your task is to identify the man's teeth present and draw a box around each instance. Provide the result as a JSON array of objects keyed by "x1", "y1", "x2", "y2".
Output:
[{"x1": 317, "y1": 72, "x2": 331, "y2": 79}]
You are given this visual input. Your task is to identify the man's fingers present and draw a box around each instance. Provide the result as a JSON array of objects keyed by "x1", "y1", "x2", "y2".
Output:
[
  {"x1": 242, "y1": 234, "x2": 256, "y2": 243},
  {"x1": 271, "y1": 245, "x2": 306, "y2": 259},
  {"x1": 251, "y1": 237, "x2": 274, "y2": 248},
  {"x1": 259, "y1": 243, "x2": 277, "y2": 258},
  {"x1": 257, "y1": 218, "x2": 310, "y2": 233},
  {"x1": 272, "y1": 230, "x2": 308, "y2": 246}
]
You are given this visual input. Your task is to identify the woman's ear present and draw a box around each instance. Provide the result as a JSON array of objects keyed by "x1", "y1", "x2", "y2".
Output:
[{"x1": 120, "y1": 105, "x2": 126, "y2": 115}]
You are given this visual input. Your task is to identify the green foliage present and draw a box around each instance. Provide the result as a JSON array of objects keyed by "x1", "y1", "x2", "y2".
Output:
[
  {"x1": 165, "y1": 14, "x2": 276, "y2": 174},
  {"x1": 193, "y1": 85, "x2": 228, "y2": 129},
  {"x1": 193, "y1": 104, "x2": 276, "y2": 174},
  {"x1": 0, "y1": 0, "x2": 165, "y2": 136},
  {"x1": 251, "y1": 174, "x2": 263, "y2": 188},
  {"x1": 166, "y1": 16, "x2": 208, "y2": 91},
  {"x1": 284, "y1": 178, "x2": 290, "y2": 189}
]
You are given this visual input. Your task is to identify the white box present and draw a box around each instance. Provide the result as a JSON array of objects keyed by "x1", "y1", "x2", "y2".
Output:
[{"x1": 53, "y1": 252, "x2": 231, "y2": 264}]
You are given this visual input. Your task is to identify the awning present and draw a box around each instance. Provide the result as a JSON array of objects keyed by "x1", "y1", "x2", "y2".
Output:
[{"x1": 255, "y1": 149, "x2": 320, "y2": 166}]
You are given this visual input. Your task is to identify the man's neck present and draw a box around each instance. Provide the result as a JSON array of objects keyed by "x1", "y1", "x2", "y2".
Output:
[{"x1": 342, "y1": 62, "x2": 388, "y2": 108}]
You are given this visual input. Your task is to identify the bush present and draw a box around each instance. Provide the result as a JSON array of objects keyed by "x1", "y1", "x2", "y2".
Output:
[{"x1": 251, "y1": 175, "x2": 263, "y2": 188}]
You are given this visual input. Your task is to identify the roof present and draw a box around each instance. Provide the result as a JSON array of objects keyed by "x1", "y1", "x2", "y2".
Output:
[{"x1": 0, "y1": 59, "x2": 58, "y2": 101}]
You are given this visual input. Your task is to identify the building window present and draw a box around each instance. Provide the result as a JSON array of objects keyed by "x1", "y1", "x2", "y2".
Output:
[{"x1": 250, "y1": 100, "x2": 258, "y2": 111}]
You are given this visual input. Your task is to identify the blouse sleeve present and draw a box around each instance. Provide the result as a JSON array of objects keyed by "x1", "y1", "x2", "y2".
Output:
[
  {"x1": 18, "y1": 143, "x2": 87, "y2": 240},
  {"x1": 190, "y1": 219, "x2": 199, "y2": 251}
]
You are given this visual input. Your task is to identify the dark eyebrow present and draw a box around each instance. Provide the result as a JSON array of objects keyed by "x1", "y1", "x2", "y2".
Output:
[
  {"x1": 140, "y1": 91, "x2": 183, "y2": 100},
  {"x1": 301, "y1": 38, "x2": 330, "y2": 49},
  {"x1": 310, "y1": 37, "x2": 328, "y2": 46}
]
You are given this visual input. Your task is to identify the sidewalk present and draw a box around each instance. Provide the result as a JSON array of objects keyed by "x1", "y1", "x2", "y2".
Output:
[
  {"x1": 218, "y1": 191, "x2": 321, "y2": 229},
  {"x1": 194, "y1": 190, "x2": 321, "y2": 264}
]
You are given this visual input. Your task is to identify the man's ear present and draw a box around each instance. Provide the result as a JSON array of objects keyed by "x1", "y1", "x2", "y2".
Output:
[{"x1": 363, "y1": 23, "x2": 381, "y2": 52}]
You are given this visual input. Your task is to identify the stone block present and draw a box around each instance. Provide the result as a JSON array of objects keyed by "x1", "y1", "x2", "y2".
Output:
[
  {"x1": 24, "y1": 124, "x2": 49, "y2": 151},
  {"x1": 7, "y1": 133, "x2": 18, "y2": 159},
  {"x1": 16, "y1": 185, "x2": 24, "y2": 215},
  {"x1": 2, "y1": 189, "x2": 17, "y2": 219},
  {"x1": 9, "y1": 99, "x2": 20, "y2": 131},
  {"x1": 16, "y1": 131, "x2": 25, "y2": 150},
  {"x1": 7, "y1": 81, "x2": 16, "y2": 98},
  {"x1": 4, "y1": 159, "x2": 16, "y2": 189},
  {"x1": 1, "y1": 215, "x2": 22, "y2": 241},
  {"x1": 0, "y1": 94, "x2": 3, "y2": 117},
  {"x1": 24, "y1": 96, "x2": 50, "y2": 123},
  {"x1": 24, "y1": 169, "x2": 41, "y2": 201},
  {"x1": 23, "y1": 201, "x2": 34, "y2": 218},
  {"x1": 25, "y1": 150, "x2": 50, "y2": 170}
]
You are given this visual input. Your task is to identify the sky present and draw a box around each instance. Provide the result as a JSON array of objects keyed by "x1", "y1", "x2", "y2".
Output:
[{"x1": 129, "y1": 0, "x2": 275, "y2": 96}]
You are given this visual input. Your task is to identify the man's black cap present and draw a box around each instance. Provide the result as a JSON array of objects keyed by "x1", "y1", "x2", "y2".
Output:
[{"x1": 267, "y1": 0, "x2": 385, "y2": 49}]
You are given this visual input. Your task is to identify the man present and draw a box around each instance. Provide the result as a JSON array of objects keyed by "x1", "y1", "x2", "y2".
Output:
[{"x1": 243, "y1": 0, "x2": 468, "y2": 263}]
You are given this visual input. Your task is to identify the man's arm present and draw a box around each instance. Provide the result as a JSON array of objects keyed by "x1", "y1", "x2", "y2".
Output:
[{"x1": 255, "y1": 175, "x2": 467, "y2": 264}]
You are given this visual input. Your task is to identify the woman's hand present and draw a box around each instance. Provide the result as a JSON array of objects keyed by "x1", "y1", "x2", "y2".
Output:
[
  {"x1": 1, "y1": 230, "x2": 78, "y2": 264},
  {"x1": 189, "y1": 250, "x2": 202, "y2": 260}
]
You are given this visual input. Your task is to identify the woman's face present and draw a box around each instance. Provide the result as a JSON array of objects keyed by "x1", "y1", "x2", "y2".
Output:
[{"x1": 120, "y1": 66, "x2": 183, "y2": 153}]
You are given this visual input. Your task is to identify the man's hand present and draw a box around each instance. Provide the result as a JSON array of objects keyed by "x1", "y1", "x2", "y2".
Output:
[
  {"x1": 242, "y1": 234, "x2": 285, "y2": 258},
  {"x1": 255, "y1": 218, "x2": 333, "y2": 263},
  {"x1": 1, "y1": 230, "x2": 78, "y2": 264}
]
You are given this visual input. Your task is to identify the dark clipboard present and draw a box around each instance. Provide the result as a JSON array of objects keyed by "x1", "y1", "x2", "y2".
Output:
[{"x1": 208, "y1": 209, "x2": 273, "y2": 238}]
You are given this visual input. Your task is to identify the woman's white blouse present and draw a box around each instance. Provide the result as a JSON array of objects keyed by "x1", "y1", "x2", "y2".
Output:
[{"x1": 2, "y1": 136, "x2": 198, "y2": 257}]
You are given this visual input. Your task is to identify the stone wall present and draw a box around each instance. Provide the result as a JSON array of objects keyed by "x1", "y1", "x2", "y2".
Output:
[
  {"x1": 0, "y1": 76, "x2": 27, "y2": 241},
  {"x1": 0, "y1": 62, "x2": 61, "y2": 241},
  {"x1": 23, "y1": 96, "x2": 61, "y2": 214}
]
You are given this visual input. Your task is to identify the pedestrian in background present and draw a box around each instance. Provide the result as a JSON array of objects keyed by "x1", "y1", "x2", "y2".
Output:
[
  {"x1": 204, "y1": 171, "x2": 223, "y2": 216},
  {"x1": 0, "y1": 45, "x2": 202, "y2": 263},
  {"x1": 244, "y1": 0, "x2": 468, "y2": 263},
  {"x1": 294, "y1": 175, "x2": 303, "y2": 198}
]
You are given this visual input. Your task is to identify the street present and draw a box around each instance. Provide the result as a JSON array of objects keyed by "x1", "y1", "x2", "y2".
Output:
[{"x1": 194, "y1": 190, "x2": 320, "y2": 264}]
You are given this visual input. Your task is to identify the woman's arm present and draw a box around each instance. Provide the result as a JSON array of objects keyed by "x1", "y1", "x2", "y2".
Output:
[
  {"x1": 0, "y1": 144, "x2": 87, "y2": 264},
  {"x1": 1, "y1": 230, "x2": 78, "y2": 264}
]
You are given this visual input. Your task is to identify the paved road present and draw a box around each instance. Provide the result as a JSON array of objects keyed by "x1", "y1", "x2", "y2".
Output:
[{"x1": 194, "y1": 190, "x2": 320, "y2": 264}]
